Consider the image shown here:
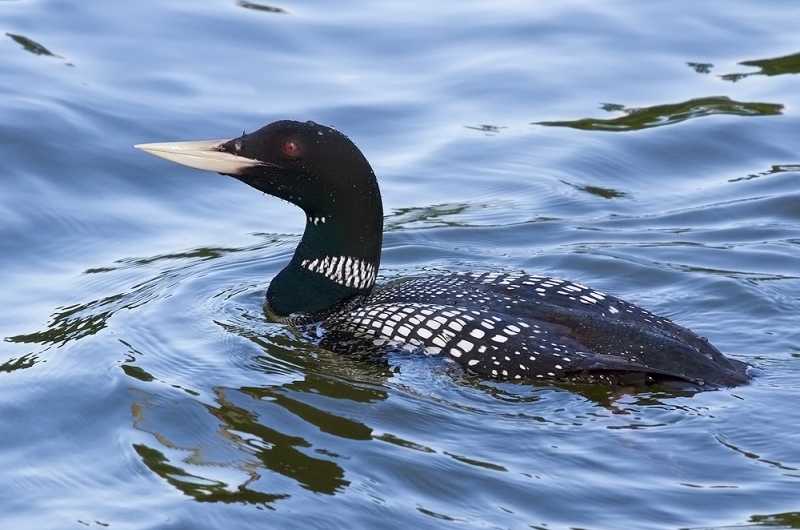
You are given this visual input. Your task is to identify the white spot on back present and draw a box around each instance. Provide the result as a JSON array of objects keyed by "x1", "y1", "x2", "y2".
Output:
[{"x1": 456, "y1": 339, "x2": 474, "y2": 353}]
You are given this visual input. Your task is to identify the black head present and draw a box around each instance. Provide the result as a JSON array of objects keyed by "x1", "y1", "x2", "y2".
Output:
[
  {"x1": 214, "y1": 120, "x2": 380, "y2": 218},
  {"x1": 136, "y1": 120, "x2": 385, "y2": 316}
]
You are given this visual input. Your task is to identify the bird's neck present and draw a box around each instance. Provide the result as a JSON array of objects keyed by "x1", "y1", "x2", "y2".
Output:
[{"x1": 266, "y1": 195, "x2": 383, "y2": 316}]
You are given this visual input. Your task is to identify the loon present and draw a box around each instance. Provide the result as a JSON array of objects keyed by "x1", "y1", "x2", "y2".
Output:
[{"x1": 136, "y1": 120, "x2": 750, "y2": 388}]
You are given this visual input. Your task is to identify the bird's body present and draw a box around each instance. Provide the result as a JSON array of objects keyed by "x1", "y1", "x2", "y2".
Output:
[{"x1": 136, "y1": 120, "x2": 750, "y2": 388}]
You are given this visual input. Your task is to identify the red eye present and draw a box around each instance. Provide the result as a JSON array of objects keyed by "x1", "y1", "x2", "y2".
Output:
[{"x1": 282, "y1": 141, "x2": 300, "y2": 157}]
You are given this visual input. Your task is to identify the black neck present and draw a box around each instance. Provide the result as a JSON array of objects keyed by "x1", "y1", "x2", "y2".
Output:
[{"x1": 266, "y1": 186, "x2": 383, "y2": 316}]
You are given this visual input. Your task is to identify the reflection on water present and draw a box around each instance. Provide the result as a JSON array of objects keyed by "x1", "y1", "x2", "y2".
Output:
[
  {"x1": 130, "y1": 371, "x2": 388, "y2": 503},
  {"x1": 563, "y1": 182, "x2": 628, "y2": 200},
  {"x1": 686, "y1": 51, "x2": 800, "y2": 83},
  {"x1": 0, "y1": 352, "x2": 38, "y2": 373},
  {"x1": 5, "y1": 32, "x2": 63, "y2": 58},
  {"x1": 133, "y1": 443, "x2": 290, "y2": 505},
  {"x1": 537, "y1": 96, "x2": 783, "y2": 131},
  {"x1": 386, "y1": 203, "x2": 470, "y2": 230},
  {"x1": 6, "y1": 299, "x2": 117, "y2": 349},
  {"x1": 687, "y1": 62, "x2": 714, "y2": 74},
  {"x1": 236, "y1": 1, "x2": 288, "y2": 14},
  {"x1": 722, "y1": 51, "x2": 800, "y2": 82},
  {"x1": 732, "y1": 164, "x2": 800, "y2": 183},
  {"x1": 464, "y1": 124, "x2": 506, "y2": 135},
  {"x1": 745, "y1": 512, "x2": 800, "y2": 528}
]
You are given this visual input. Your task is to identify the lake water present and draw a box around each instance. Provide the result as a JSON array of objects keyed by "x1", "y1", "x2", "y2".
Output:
[{"x1": 2, "y1": 1, "x2": 799, "y2": 528}]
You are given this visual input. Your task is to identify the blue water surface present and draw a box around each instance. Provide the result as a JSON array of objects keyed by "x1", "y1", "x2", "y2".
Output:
[{"x1": 1, "y1": 1, "x2": 799, "y2": 528}]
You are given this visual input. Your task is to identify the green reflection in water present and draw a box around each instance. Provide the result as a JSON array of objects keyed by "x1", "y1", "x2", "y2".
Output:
[
  {"x1": 741, "y1": 51, "x2": 800, "y2": 76},
  {"x1": 121, "y1": 364, "x2": 155, "y2": 382},
  {"x1": 562, "y1": 181, "x2": 628, "y2": 199},
  {"x1": 0, "y1": 353, "x2": 38, "y2": 373},
  {"x1": 134, "y1": 444, "x2": 288, "y2": 505},
  {"x1": 130, "y1": 385, "x2": 352, "y2": 502},
  {"x1": 730, "y1": 164, "x2": 800, "y2": 183},
  {"x1": 747, "y1": 511, "x2": 800, "y2": 528},
  {"x1": 6, "y1": 301, "x2": 116, "y2": 348},
  {"x1": 374, "y1": 433, "x2": 436, "y2": 453},
  {"x1": 687, "y1": 62, "x2": 714, "y2": 74},
  {"x1": 444, "y1": 451, "x2": 508, "y2": 472},
  {"x1": 129, "y1": 364, "x2": 388, "y2": 503},
  {"x1": 210, "y1": 387, "x2": 352, "y2": 495},
  {"x1": 239, "y1": 385, "x2": 374, "y2": 441},
  {"x1": 386, "y1": 203, "x2": 470, "y2": 230},
  {"x1": 721, "y1": 51, "x2": 800, "y2": 82},
  {"x1": 122, "y1": 290, "x2": 393, "y2": 503},
  {"x1": 537, "y1": 96, "x2": 783, "y2": 132},
  {"x1": 6, "y1": 32, "x2": 63, "y2": 58}
]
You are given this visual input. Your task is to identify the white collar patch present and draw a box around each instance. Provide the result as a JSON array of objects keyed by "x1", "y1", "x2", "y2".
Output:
[{"x1": 301, "y1": 256, "x2": 376, "y2": 290}]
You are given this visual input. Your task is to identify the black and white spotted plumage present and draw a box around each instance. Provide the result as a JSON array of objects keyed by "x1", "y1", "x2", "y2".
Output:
[{"x1": 313, "y1": 272, "x2": 750, "y2": 387}]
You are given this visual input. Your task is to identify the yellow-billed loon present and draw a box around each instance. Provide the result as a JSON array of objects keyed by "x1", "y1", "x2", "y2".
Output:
[{"x1": 135, "y1": 120, "x2": 750, "y2": 388}]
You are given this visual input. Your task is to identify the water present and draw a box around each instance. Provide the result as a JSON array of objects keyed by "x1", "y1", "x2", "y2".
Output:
[{"x1": 1, "y1": 0, "x2": 799, "y2": 528}]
